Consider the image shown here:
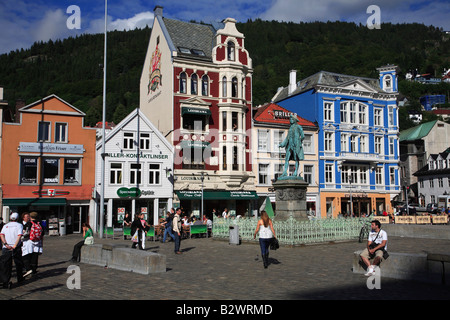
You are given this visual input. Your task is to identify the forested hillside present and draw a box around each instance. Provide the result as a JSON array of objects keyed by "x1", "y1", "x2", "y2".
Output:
[{"x1": 0, "y1": 20, "x2": 449, "y2": 129}]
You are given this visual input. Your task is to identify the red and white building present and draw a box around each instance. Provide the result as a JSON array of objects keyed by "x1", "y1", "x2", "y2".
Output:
[{"x1": 140, "y1": 7, "x2": 256, "y2": 218}]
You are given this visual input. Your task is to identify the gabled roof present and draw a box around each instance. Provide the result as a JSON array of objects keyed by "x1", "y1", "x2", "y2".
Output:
[
  {"x1": 162, "y1": 18, "x2": 217, "y2": 61},
  {"x1": 253, "y1": 103, "x2": 317, "y2": 128},
  {"x1": 273, "y1": 71, "x2": 383, "y2": 102},
  {"x1": 399, "y1": 120, "x2": 437, "y2": 142},
  {"x1": 19, "y1": 94, "x2": 85, "y2": 116}
]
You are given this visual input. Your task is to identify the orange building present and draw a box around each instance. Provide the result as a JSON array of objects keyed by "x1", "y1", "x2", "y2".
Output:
[{"x1": 1, "y1": 95, "x2": 97, "y2": 235}]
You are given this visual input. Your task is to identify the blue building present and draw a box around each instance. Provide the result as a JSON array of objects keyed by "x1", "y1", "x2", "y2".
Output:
[{"x1": 272, "y1": 65, "x2": 400, "y2": 218}]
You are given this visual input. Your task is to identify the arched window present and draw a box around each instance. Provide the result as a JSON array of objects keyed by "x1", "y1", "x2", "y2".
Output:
[
  {"x1": 232, "y1": 77, "x2": 238, "y2": 98},
  {"x1": 384, "y1": 75, "x2": 392, "y2": 92},
  {"x1": 227, "y1": 41, "x2": 235, "y2": 61},
  {"x1": 191, "y1": 74, "x2": 198, "y2": 95},
  {"x1": 202, "y1": 75, "x2": 209, "y2": 96},
  {"x1": 179, "y1": 72, "x2": 187, "y2": 93},
  {"x1": 222, "y1": 76, "x2": 227, "y2": 97}
]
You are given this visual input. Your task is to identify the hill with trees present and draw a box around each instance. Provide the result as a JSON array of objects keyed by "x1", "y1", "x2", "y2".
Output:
[{"x1": 0, "y1": 20, "x2": 449, "y2": 130}]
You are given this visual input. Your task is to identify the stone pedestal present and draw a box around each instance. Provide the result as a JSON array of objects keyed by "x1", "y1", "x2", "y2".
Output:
[{"x1": 272, "y1": 177, "x2": 309, "y2": 221}]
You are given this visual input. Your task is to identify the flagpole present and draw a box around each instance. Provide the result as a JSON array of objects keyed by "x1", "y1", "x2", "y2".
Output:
[{"x1": 99, "y1": 0, "x2": 107, "y2": 238}]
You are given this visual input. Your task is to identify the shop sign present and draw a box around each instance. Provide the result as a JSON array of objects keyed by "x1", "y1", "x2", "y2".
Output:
[
  {"x1": 117, "y1": 187, "x2": 141, "y2": 198},
  {"x1": 19, "y1": 142, "x2": 84, "y2": 154},
  {"x1": 106, "y1": 152, "x2": 169, "y2": 159}
]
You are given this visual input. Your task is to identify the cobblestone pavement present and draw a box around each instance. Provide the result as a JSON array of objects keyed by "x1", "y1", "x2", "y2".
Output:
[{"x1": 1, "y1": 232, "x2": 450, "y2": 301}]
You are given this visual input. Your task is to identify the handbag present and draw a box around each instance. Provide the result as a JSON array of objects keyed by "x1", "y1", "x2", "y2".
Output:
[
  {"x1": 131, "y1": 231, "x2": 138, "y2": 243},
  {"x1": 269, "y1": 237, "x2": 279, "y2": 250},
  {"x1": 84, "y1": 236, "x2": 94, "y2": 245}
]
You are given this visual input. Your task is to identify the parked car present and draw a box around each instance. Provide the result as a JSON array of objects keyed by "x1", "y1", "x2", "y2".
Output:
[
  {"x1": 427, "y1": 203, "x2": 439, "y2": 214},
  {"x1": 400, "y1": 203, "x2": 418, "y2": 214}
]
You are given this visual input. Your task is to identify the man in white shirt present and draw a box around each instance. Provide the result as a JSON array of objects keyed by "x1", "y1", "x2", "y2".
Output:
[
  {"x1": 1, "y1": 212, "x2": 25, "y2": 286},
  {"x1": 360, "y1": 220, "x2": 388, "y2": 276}
]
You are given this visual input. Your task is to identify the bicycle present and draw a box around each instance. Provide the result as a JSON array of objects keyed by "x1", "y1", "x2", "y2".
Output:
[{"x1": 358, "y1": 220, "x2": 371, "y2": 243}]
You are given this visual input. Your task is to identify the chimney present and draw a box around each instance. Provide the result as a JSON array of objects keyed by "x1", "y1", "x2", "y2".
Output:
[
  {"x1": 15, "y1": 99, "x2": 25, "y2": 123},
  {"x1": 154, "y1": 5, "x2": 163, "y2": 17},
  {"x1": 289, "y1": 70, "x2": 297, "y2": 95}
]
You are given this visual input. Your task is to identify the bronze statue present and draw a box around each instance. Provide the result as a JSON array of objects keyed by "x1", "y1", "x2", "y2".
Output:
[{"x1": 279, "y1": 114, "x2": 304, "y2": 178}]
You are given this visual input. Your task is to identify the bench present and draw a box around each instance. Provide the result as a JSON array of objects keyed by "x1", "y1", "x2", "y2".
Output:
[
  {"x1": 190, "y1": 224, "x2": 208, "y2": 238},
  {"x1": 80, "y1": 243, "x2": 166, "y2": 274},
  {"x1": 353, "y1": 250, "x2": 450, "y2": 285}
]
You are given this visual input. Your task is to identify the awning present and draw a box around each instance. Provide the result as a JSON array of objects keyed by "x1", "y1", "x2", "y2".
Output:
[
  {"x1": 176, "y1": 190, "x2": 258, "y2": 200},
  {"x1": 181, "y1": 107, "x2": 211, "y2": 116},
  {"x1": 2, "y1": 198, "x2": 67, "y2": 207}
]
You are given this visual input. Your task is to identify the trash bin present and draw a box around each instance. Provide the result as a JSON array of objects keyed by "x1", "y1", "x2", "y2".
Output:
[
  {"x1": 229, "y1": 225, "x2": 239, "y2": 245},
  {"x1": 59, "y1": 221, "x2": 66, "y2": 236}
]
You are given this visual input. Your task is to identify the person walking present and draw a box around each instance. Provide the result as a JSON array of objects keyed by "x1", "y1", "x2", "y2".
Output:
[
  {"x1": 162, "y1": 210, "x2": 175, "y2": 243},
  {"x1": 22, "y1": 212, "x2": 43, "y2": 277},
  {"x1": 253, "y1": 211, "x2": 277, "y2": 268},
  {"x1": 0, "y1": 212, "x2": 25, "y2": 287},
  {"x1": 172, "y1": 208, "x2": 182, "y2": 254},
  {"x1": 71, "y1": 223, "x2": 94, "y2": 262},
  {"x1": 130, "y1": 213, "x2": 150, "y2": 250}
]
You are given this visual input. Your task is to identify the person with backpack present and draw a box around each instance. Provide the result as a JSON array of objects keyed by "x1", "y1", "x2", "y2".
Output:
[{"x1": 22, "y1": 211, "x2": 43, "y2": 277}]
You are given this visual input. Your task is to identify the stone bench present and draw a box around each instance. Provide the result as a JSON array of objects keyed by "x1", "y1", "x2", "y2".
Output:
[
  {"x1": 352, "y1": 250, "x2": 450, "y2": 286},
  {"x1": 80, "y1": 243, "x2": 166, "y2": 275}
]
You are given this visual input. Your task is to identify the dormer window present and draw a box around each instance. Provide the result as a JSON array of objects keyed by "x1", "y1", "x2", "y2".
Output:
[{"x1": 227, "y1": 41, "x2": 235, "y2": 61}]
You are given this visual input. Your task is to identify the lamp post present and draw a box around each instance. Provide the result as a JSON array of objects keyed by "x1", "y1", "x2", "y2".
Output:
[
  {"x1": 200, "y1": 171, "x2": 205, "y2": 221},
  {"x1": 99, "y1": 0, "x2": 107, "y2": 238},
  {"x1": 349, "y1": 175, "x2": 353, "y2": 217}
]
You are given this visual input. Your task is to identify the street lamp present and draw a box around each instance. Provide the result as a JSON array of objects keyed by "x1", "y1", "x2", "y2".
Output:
[
  {"x1": 200, "y1": 171, "x2": 205, "y2": 221},
  {"x1": 349, "y1": 175, "x2": 353, "y2": 216}
]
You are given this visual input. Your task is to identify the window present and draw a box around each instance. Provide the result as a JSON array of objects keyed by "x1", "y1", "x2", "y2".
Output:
[
  {"x1": 110, "y1": 163, "x2": 123, "y2": 185},
  {"x1": 182, "y1": 148, "x2": 204, "y2": 169},
  {"x1": 123, "y1": 132, "x2": 134, "y2": 150},
  {"x1": 274, "y1": 164, "x2": 283, "y2": 181},
  {"x1": 130, "y1": 163, "x2": 141, "y2": 185},
  {"x1": 232, "y1": 77, "x2": 238, "y2": 98},
  {"x1": 375, "y1": 167, "x2": 383, "y2": 185},
  {"x1": 360, "y1": 135, "x2": 368, "y2": 153},
  {"x1": 389, "y1": 137, "x2": 395, "y2": 155},
  {"x1": 55, "y1": 123, "x2": 67, "y2": 143},
  {"x1": 140, "y1": 133, "x2": 150, "y2": 150},
  {"x1": 341, "y1": 133, "x2": 348, "y2": 152},
  {"x1": 350, "y1": 135, "x2": 358, "y2": 152},
  {"x1": 273, "y1": 130, "x2": 284, "y2": 152},
  {"x1": 258, "y1": 130, "x2": 269, "y2": 151},
  {"x1": 304, "y1": 165, "x2": 313, "y2": 184},
  {"x1": 324, "y1": 102, "x2": 333, "y2": 121},
  {"x1": 360, "y1": 167, "x2": 368, "y2": 185},
  {"x1": 325, "y1": 164, "x2": 333, "y2": 183},
  {"x1": 303, "y1": 134, "x2": 313, "y2": 153},
  {"x1": 227, "y1": 41, "x2": 235, "y2": 61},
  {"x1": 340, "y1": 102, "x2": 368, "y2": 125},
  {"x1": 191, "y1": 74, "x2": 198, "y2": 95},
  {"x1": 222, "y1": 76, "x2": 227, "y2": 97},
  {"x1": 232, "y1": 112, "x2": 238, "y2": 131},
  {"x1": 438, "y1": 178, "x2": 443, "y2": 188},
  {"x1": 419, "y1": 178, "x2": 424, "y2": 188},
  {"x1": 222, "y1": 146, "x2": 227, "y2": 170},
  {"x1": 222, "y1": 112, "x2": 227, "y2": 131},
  {"x1": 232, "y1": 146, "x2": 238, "y2": 171},
  {"x1": 374, "y1": 108, "x2": 382, "y2": 126},
  {"x1": 38, "y1": 121, "x2": 51, "y2": 142},
  {"x1": 324, "y1": 132, "x2": 333, "y2": 151},
  {"x1": 202, "y1": 75, "x2": 209, "y2": 96},
  {"x1": 340, "y1": 104, "x2": 347, "y2": 123},
  {"x1": 358, "y1": 104, "x2": 367, "y2": 125},
  {"x1": 20, "y1": 157, "x2": 38, "y2": 184},
  {"x1": 349, "y1": 102, "x2": 357, "y2": 124},
  {"x1": 389, "y1": 167, "x2": 396, "y2": 185},
  {"x1": 43, "y1": 158, "x2": 59, "y2": 184},
  {"x1": 258, "y1": 164, "x2": 269, "y2": 185},
  {"x1": 384, "y1": 75, "x2": 392, "y2": 91},
  {"x1": 179, "y1": 72, "x2": 187, "y2": 93},
  {"x1": 149, "y1": 163, "x2": 161, "y2": 185},
  {"x1": 183, "y1": 114, "x2": 207, "y2": 131},
  {"x1": 429, "y1": 179, "x2": 434, "y2": 188},
  {"x1": 64, "y1": 159, "x2": 80, "y2": 184},
  {"x1": 389, "y1": 106, "x2": 394, "y2": 126},
  {"x1": 375, "y1": 136, "x2": 383, "y2": 154}
]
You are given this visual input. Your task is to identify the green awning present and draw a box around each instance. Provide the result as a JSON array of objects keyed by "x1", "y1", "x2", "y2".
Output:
[
  {"x1": 181, "y1": 107, "x2": 211, "y2": 116},
  {"x1": 179, "y1": 141, "x2": 211, "y2": 149},
  {"x1": 176, "y1": 190, "x2": 258, "y2": 200},
  {"x1": 2, "y1": 198, "x2": 67, "y2": 207}
]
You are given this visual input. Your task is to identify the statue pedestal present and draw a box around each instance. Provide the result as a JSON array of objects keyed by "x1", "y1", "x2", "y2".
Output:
[{"x1": 273, "y1": 177, "x2": 309, "y2": 221}]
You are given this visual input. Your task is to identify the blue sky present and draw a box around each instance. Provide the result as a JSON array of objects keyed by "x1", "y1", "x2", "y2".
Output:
[{"x1": 0, "y1": 0, "x2": 449, "y2": 55}]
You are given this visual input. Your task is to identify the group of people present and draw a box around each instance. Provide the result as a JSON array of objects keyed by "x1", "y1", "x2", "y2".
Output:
[{"x1": 0, "y1": 212, "x2": 44, "y2": 288}]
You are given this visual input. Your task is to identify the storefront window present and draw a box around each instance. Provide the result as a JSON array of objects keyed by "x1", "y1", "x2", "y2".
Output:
[
  {"x1": 64, "y1": 158, "x2": 80, "y2": 184},
  {"x1": 43, "y1": 158, "x2": 59, "y2": 184},
  {"x1": 20, "y1": 157, "x2": 38, "y2": 184}
]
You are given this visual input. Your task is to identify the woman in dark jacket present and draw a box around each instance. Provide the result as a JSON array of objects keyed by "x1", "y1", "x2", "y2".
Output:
[{"x1": 130, "y1": 213, "x2": 150, "y2": 250}]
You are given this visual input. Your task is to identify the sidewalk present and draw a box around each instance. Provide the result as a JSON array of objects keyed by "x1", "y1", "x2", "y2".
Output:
[{"x1": 1, "y1": 232, "x2": 449, "y2": 300}]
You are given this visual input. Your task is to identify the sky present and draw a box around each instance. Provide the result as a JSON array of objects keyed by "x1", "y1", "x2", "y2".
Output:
[{"x1": 0, "y1": 0, "x2": 449, "y2": 55}]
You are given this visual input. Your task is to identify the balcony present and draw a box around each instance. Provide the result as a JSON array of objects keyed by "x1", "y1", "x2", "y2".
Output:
[{"x1": 338, "y1": 151, "x2": 383, "y2": 162}]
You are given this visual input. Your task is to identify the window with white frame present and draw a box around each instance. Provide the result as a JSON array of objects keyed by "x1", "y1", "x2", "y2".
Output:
[
  {"x1": 349, "y1": 102, "x2": 357, "y2": 124},
  {"x1": 227, "y1": 41, "x2": 235, "y2": 61},
  {"x1": 64, "y1": 158, "x2": 80, "y2": 184},
  {"x1": 375, "y1": 167, "x2": 383, "y2": 185},
  {"x1": 324, "y1": 132, "x2": 334, "y2": 151},
  {"x1": 431, "y1": 195, "x2": 436, "y2": 204},
  {"x1": 38, "y1": 121, "x2": 51, "y2": 142},
  {"x1": 258, "y1": 163, "x2": 269, "y2": 185},
  {"x1": 140, "y1": 133, "x2": 150, "y2": 150},
  {"x1": 419, "y1": 178, "x2": 424, "y2": 188},
  {"x1": 388, "y1": 106, "x2": 395, "y2": 126},
  {"x1": 110, "y1": 163, "x2": 123, "y2": 185},
  {"x1": 324, "y1": 102, "x2": 333, "y2": 122},
  {"x1": 42, "y1": 158, "x2": 59, "y2": 184},
  {"x1": 123, "y1": 132, "x2": 134, "y2": 150},
  {"x1": 180, "y1": 72, "x2": 187, "y2": 93},
  {"x1": 438, "y1": 178, "x2": 443, "y2": 188},
  {"x1": 55, "y1": 122, "x2": 68, "y2": 143},
  {"x1": 389, "y1": 137, "x2": 395, "y2": 155},
  {"x1": 359, "y1": 167, "x2": 368, "y2": 185},
  {"x1": 429, "y1": 179, "x2": 434, "y2": 188},
  {"x1": 360, "y1": 135, "x2": 368, "y2": 153},
  {"x1": 350, "y1": 135, "x2": 358, "y2": 152},
  {"x1": 202, "y1": 75, "x2": 209, "y2": 96},
  {"x1": 389, "y1": 167, "x2": 396, "y2": 185},
  {"x1": 325, "y1": 164, "x2": 333, "y2": 183},
  {"x1": 130, "y1": 163, "x2": 141, "y2": 185},
  {"x1": 222, "y1": 76, "x2": 227, "y2": 97},
  {"x1": 374, "y1": 108, "x2": 383, "y2": 126},
  {"x1": 358, "y1": 104, "x2": 367, "y2": 125},
  {"x1": 274, "y1": 163, "x2": 283, "y2": 181},
  {"x1": 340, "y1": 133, "x2": 348, "y2": 152},
  {"x1": 375, "y1": 136, "x2": 383, "y2": 154},
  {"x1": 273, "y1": 130, "x2": 284, "y2": 152},
  {"x1": 340, "y1": 102, "x2": 368, "y2": 125},
  {"x1": 232, "y1": 77, "x2": 238, "y2": 98},
  {"x1": 258, "y1": 129, "x2": 270, "y2": 152},
  {"x1": 303, "y1": 134, "x2": 313, "y2": 153},
  {"x1": 191, "y1": 74, "x2": 198, "y2": 95},
  {"x1": 303, "y1": 165, "x2": 313, "y2": 184},
  {"x1": 20, "y1": 157, "x2": 38, "y2": 184},
  {"x1": 340, "y1": 103, "x2": 347, "y2": 123},
  {"x1": 149, "y1": 163, "x2": 161, "y2": 185}
]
